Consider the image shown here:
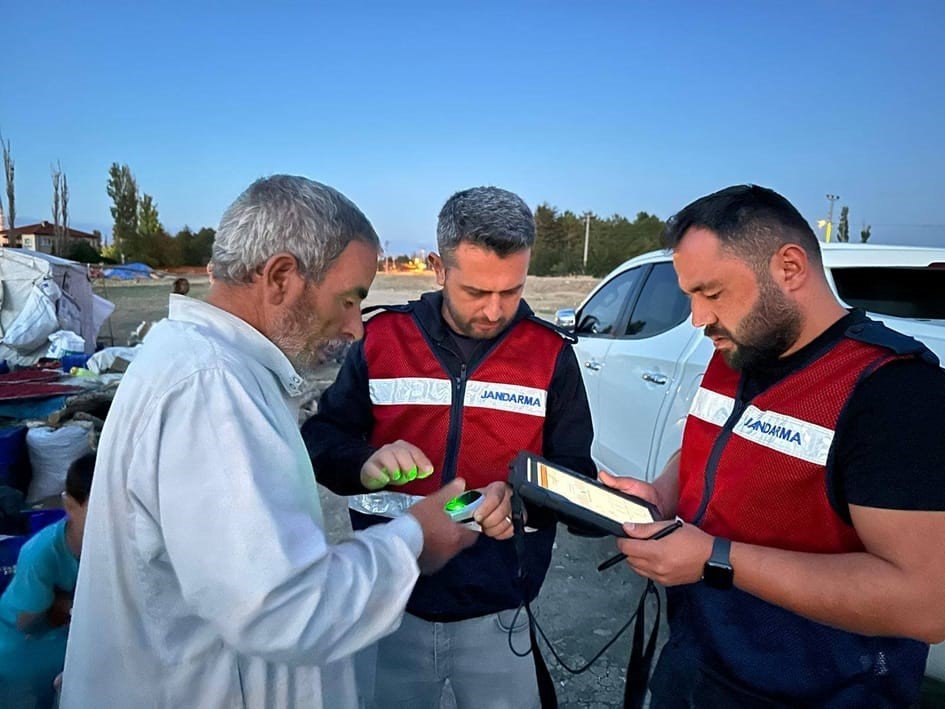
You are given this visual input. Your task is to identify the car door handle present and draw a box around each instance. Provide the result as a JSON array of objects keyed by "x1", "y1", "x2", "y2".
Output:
[
  {"x1": 584, "y1": 359, "x2": 603, "y2": 372},
  {"x1": 642, "y1": 372, "x2": 668, "y2": 385}
]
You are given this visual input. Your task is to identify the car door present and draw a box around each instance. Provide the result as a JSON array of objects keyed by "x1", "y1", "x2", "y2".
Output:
[
  {"x1": 593, "y1": 262, "x2": 698, "y2": 479},
  {"x1": 571, "y1": 266, "x2": 647, "y2": 446}
]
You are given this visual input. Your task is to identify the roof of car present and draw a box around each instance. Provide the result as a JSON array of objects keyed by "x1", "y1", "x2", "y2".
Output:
[{"x1": 611, "y1": 242, "x2": 945, "y2": 275}]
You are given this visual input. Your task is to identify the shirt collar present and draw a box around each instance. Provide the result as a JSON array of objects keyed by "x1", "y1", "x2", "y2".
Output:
[
  {"x1": 414, "y1": 290, "x2": 535, "y2": 344},
  {"x1": 168, "y1": 295, "x2": 305, "y2": 397}
]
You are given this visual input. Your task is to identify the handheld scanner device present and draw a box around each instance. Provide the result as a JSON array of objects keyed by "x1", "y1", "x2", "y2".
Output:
[{"x1": 444, "y1": 490, "x2": 483, "y2": 523}]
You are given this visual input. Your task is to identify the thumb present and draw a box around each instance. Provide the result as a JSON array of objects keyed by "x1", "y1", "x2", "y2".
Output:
[
  {"x1": 432, "y1": 477, "x2": 467, "y2": 503},
  {"x1": 434, "y1": 478, "x2": 466, "y2": 505},
  {"x1": 443, "y1": 477, "x2": 466, "y2": 496}
]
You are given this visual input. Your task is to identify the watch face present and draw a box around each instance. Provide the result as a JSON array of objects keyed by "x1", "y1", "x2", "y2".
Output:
[{"x1": 703, "y1": 562, "x2": 733, "y2": 589}]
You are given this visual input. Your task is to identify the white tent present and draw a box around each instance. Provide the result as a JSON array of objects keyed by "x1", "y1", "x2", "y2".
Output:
[{"x1": 0, "y1": 248, "x2": 114, "y2": 366}]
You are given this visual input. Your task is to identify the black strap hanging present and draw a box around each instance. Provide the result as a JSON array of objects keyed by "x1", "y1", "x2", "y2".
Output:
[
  {"x1": 624, "y1": 579, "x2": 660, "y2": 709},
  {"x1": 510, "y1": 489, "x2": 661, "y2": 709}
]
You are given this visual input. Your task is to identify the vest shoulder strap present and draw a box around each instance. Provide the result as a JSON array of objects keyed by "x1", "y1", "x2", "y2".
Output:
[
  {"x1": 526, "y1": 315, "x2": 578, "y2": 344},
  {"x1": 845, "y1": 319, "x2": 939, "y2": 367},
  {"x1": 362, "y1": 302, "x2": 414, "y2": 324}
]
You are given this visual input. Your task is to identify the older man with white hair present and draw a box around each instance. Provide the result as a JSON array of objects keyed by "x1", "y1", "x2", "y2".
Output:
[{"x1": 61, "y1": 175, "x2": 476, "y2": 708}]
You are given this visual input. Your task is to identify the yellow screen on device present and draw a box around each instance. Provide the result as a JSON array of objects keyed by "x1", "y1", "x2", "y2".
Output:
[{"x1": 533, "y1": 460, "x2": 654, "y2": 525}]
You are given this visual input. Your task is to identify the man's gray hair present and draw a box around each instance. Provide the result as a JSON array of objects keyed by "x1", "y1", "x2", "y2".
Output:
[
  {"x1": 436, "y1": 186, "x2": 535, "y2": 264},
  {"x1": 211, "y1": 175, "x2": 380, "y2": 285}
]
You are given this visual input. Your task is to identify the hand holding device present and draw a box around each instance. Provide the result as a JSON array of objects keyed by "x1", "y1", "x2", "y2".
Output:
[
  {"x1": 407, "y1": 479, "x2": 478, "y2": 574},
  {"x1": 444, "y1": 490, "x2": 484, "y2": 523},
  {"x1": 597, "y1": 518, "x2": 684, "y2": 571}
]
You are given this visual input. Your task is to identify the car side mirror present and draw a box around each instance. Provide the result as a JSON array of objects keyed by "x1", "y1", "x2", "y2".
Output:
[{"x1": 555, "y1": 308, "x2": 576, "y2": 331}]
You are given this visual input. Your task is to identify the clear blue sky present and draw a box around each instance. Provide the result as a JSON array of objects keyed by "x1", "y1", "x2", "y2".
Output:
[{"x1": 5, "y1": 1, "x2": 945, "y2": 254}]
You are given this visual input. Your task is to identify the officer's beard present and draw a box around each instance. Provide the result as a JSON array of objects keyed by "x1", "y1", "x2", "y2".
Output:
[{"x1": 706, "y1": 276, "x2": 803, "y2": 372}]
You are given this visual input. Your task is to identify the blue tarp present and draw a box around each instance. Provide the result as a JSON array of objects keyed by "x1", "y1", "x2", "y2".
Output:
[{"x1": 102, "y1": 263, "x2": 153, "y2": 280}]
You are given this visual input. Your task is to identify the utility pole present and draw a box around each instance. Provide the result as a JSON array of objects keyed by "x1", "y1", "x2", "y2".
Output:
[
  {"x1": 583, "y1": 212, "x2": 591, "y2": 272},
  {"x1": 824, "y1": 194, "x2": 840, "y2": 242}
]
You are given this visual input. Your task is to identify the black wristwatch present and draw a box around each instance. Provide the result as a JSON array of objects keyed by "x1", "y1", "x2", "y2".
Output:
[{"x1": 702, "y1": 537, "x2": 733, "y2": 590}]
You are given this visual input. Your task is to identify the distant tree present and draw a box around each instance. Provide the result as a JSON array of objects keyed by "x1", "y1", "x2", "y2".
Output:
[
  {"x1": 52, "y1": 164, "x2": 62, "y2": 253},
  {"x1": 531, "y1": 203, "x2": 566, "y2": 276},
  {"x1": 532, "y1": 203, "x2": 664, "y2": 277},
  {"x1": 61, "y1": 173, "x2": 69, "y2": 255},
  {"x1": 860, "y1": 224, "x2": 872, "y2": 243},
  {"x1": 107, "y1": 163, "x2": 138, "y2": 259},
  {"x1": 837, "y1": 206, "x2": 850, "y2": 243},
  {"x1": 2, "y1": 132, "x2": 14, "y2": 230},
  {"x1": 100, "y1": 242, "x2": 122, "y2": 263},
  {"x1": 174, "y1": 226, "x2": 215, "y2": 266},
  {"x1": 51, "y1": 162, "x2": 69, "y2": 256},
  {"x1": 138, "y1": 193, "x2": 162, "y2": 238},
  {"x1": 67, "y1": 240, "x2": 102, "y2": 263}
]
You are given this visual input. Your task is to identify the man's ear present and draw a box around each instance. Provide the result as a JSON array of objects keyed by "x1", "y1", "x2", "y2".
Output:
[
  {"x1": 62, "y1": 494, "x2": 80, "y2": 517},
  {"x1": 259, "y1": 253, "x2": 305, "y2": 305},
  {"x1": 772, "y1": 243, "x2": 809, "y2": 294},
  {"x1": 430, "y1": 253, "x2": 447, "y2": 287}
]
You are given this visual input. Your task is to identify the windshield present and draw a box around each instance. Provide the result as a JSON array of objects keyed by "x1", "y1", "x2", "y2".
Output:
[{"x1": 830, "y1": 267, "x2": 945, "y2": 320}]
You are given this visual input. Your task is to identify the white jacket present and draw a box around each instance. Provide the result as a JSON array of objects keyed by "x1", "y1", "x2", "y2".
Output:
[{"x1": 62, "y1": 296, "x2": 422, "y2": 708}]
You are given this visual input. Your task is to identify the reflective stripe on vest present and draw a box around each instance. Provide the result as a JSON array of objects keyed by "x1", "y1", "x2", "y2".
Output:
[
  {"x1": 689, "y1": 387, "x2": 835, "y2": 466},
  {"x1": 370, "y1": 377, "x2": 547, "y2": 417}
]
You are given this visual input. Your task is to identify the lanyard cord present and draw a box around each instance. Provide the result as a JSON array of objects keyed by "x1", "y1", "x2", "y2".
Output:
[
  {"x1": 509, "y1": 490, "x2": 661, "y2": 709},
  {"x1": 505, "y1": 581, "x2": 659, "y2": 672}
]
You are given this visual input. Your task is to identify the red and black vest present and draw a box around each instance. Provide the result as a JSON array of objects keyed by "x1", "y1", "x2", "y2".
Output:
[
  {"x1": 352, "y1": 306, "x2": 570, "y2": 621},
  {"x1": 679, "y1": 338, "x2": 901, "y2": 551},
  {"x1": 363, "y1": 310, "x2": 566, "y2": 493},
  {"x1": 666, "y1": 321, "x2": 930, "y2": 705}
]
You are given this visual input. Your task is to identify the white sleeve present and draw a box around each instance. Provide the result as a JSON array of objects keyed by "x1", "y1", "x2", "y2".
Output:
[{"x1": 152, "y1": 368, "x2": 422, "y2": 665}]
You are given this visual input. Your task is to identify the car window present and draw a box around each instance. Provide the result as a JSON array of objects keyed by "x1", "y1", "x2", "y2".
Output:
[
  {"x1": 576, "y1": 267, "x2": 645, "y2": 336},
  {"x1": 830, "y1": 267, "x2": 945, "y2": 319},
  {"x1": 624, "y1": 262, "x2": 691, "y2": 338}
]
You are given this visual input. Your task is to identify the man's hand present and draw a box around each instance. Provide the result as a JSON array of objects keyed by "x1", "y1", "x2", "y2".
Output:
[
  {"x1": 615, "y1": 521, "x2": 713, "y2": 586},
  {"x1": 598, "y1": 470, "x2": 666, "y2": 519},
  {"x1": 361, "y1": 440, "x2": 435, "y2": 491},
  {"x1": 473, "y1": 481, "x2": 515, "y2": 541},
  {"x1": 407, "y1": 479, "x2": 478, "y2": 575}
]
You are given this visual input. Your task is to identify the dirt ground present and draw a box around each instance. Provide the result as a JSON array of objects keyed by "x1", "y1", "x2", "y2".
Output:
[
  {"x1": 92, "y1": 272, "x2": 657, "y2": 707},
  {"x1": 92, "y1": 272, "x2": 597, "y2": 344}
]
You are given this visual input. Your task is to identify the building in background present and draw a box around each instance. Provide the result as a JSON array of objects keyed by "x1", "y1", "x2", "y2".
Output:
[{"x1": 0, "y1": 222, "x2": 102, "y2": 254}]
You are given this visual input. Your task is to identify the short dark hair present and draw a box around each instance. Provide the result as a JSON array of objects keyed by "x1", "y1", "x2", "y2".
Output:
[
  {"x1": 66, "y1": 451, "x2": 96, "y2": 505},
  {"x1": 436, "y1": 186, "x2": 535, "y2": 264},
  {"x1": 662, "y1": 185, "x2": 822, "y2": 270}
]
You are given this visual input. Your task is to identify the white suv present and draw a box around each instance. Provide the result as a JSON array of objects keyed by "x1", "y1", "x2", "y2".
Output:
[{"x1": 559, "y1": 243, "x2": 945, "y2": 681}]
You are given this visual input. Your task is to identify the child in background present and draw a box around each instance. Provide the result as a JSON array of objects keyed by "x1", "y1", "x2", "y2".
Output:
[{"x1": 0, "y1": 451, "x2": 95, "y2": 709}]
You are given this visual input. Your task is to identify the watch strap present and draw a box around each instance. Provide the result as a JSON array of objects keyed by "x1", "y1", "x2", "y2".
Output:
[{"x1": 709, "y1": 536, "x2": 732, "y2": 567}]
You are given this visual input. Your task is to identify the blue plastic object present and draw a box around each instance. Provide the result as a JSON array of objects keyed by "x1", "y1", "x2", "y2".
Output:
[
  {"x1": 61, "y1": 353, "x2": 91, "y2": 371},
  {"x1": 0, "y1": 535, "x2": 28, "y2": 594},
  {"x1": 25, "y1": 509, "x2": 66, "y2": 536},
  {"x1": 0, "y1": 426, "x2": 29, "y2": 489}
]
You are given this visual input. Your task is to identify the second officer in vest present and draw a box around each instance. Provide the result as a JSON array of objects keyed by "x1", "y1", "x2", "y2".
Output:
[{"x1": 303, "y1": 186, "x2": 595, "y2": 708}]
